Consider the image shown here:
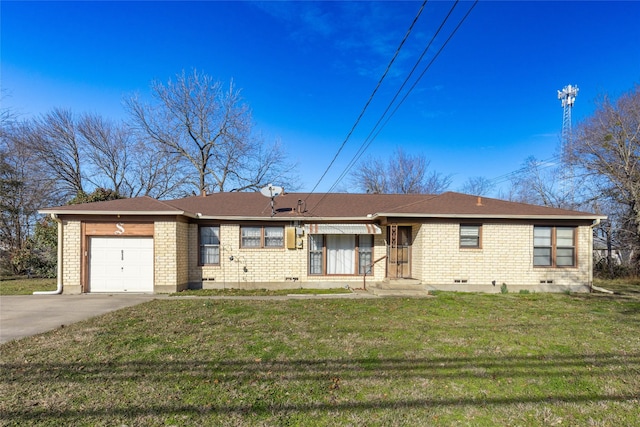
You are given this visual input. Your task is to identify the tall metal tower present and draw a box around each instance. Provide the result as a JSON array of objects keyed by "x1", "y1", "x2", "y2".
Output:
[
  {"x1": 558, "y1": 84, "x2": 579, "y2": 145},
  {"x1": 557, "y1": 84, "x2": 578, "y2": 206}
]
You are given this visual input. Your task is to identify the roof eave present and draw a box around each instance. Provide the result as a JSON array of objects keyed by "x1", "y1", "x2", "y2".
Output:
[
  {"x1": 373, "y1": 213, "x2": 608, "y2": 221},
  {"x1": 195, "y1": 215, "x2": 376, "y2": 221},
  {"x1": 38, "y1": 209, "x2": 189, "y2": 217}
]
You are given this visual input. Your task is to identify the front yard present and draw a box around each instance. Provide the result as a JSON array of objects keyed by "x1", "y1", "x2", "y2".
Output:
[{"x1": 1, "y1": 285, "x2": 639, "y2": 425}]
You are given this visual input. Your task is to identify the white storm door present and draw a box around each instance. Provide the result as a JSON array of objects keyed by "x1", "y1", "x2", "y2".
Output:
[{"x1": 90, "y1": 237, "x2": 154, "y2": 292}]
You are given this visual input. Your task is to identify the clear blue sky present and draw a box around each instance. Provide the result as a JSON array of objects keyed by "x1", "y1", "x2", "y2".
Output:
[{"x1": 2, "y1": 1, "x2": 639, "y2": 194}]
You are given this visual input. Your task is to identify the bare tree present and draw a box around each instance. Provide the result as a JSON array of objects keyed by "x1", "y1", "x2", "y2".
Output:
[
  {"x1": 568, "y1": 85, "x2": 640, "y2": 270},
  {"x1": 27, "y1": 108, "x2": 85, "y2": 199},
  {"x1": 351, "y1": 147, "x2": 451, "y2": 194},
  {"x1": 126, "y1": 69, "x2": 296, "y2": 194},
  {"x1": 460, "y1": 176, "x2": 495, "y2": 197},
  {"x1": 1, "y1": 121, "x2": 57, "y2": 275},
  {"x1": 78, "y1": 114, "x2": 187, "y2": 198},
  {"x1": 507, "y1": 156, "x2": 569, "y2": 208}
]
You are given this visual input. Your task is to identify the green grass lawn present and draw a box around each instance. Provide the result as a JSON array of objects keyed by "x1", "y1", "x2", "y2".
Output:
[
  {"x1": 2, "y1": 289, "x2": 640, "y2": 426},
  {"x1": 0, "y1": 277, "x2": 57, "y2": 295}
]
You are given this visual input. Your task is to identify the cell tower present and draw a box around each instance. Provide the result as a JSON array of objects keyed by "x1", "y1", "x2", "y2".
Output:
[
  {"x1": 558, "y1": 84, "x2": 578, "y2": 145},
  {"x1": 557, "y1": 84, "x2": 578, "y2": 206}
]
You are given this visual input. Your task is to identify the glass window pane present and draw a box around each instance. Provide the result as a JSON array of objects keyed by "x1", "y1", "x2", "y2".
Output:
[
  {"x1": 200, "y1": 226, "x2": 220, "y2": 264},
  {"x1": 534, "y1": 227, "x2": 552, "y2": 246},
  {"x1": 309, "y1": 234, "x2": 323, "y2": 251},
  {"x1": 533, "y1": 247, "x2": 552, "y2": 266},
  {"x1": 200, "y1": 226, "x2": 220, "y2": 245},
  {"x1": 201, "y1": 246, "x2": 220, "y2": 265},
  {"x1": 358, "y1": 235, "x2": 373, "y2": 274},
  {"x1": 327, "y1": 235, "x2": 355, "y2": 274},
  {"x1": 556, "y1": 227, "x2": 574, "y2": 247},
  {"x1": 460, "y1": 225, "x2": 480, "y2": 247},
  {"x1": 264, "y1": 227, "x2": 284, "y2": 247},
  {"x1": 556, "y1": 248, "x2": 575, "y2": 266},
  {"x1": 309, "y1": 235, "x2": 323, "y2": 275},
  {"x1": 241, "y1": 227, "x2": 261, "y2": 247}
]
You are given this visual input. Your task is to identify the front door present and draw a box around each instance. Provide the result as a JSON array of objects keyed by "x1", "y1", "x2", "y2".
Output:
[{"x1": 387, "y1": 225, "x2": 411, "y2": 279}]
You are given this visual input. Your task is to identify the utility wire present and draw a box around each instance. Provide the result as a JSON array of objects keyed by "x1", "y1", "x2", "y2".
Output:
[
  {"x1": 325, "y1": 0, "x2": 478, "y2": 195},
  {"x1": 327, "y1": 0, "x2": 468, "y2": 193},
  {"x1": 305, "y1": 0, "x2": 428, "y2": 197}
]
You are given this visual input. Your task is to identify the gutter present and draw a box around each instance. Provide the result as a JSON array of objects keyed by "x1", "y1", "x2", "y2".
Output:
[
  {"x1": 588, "y1": 218, "x2": 602, "y2": 294},
  {"x1": 33, "y1": 214, "x2": 63, "y2": 295}
]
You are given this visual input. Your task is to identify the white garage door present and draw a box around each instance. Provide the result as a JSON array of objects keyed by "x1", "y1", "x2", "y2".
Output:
[{"x1": 89, "y1": 237, "x2": 154, "y2": 292}]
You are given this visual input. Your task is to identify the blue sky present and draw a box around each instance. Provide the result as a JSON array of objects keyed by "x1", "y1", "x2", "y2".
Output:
[{"x1": 2, "y1": 1, "x2": 639, "y2": 194}]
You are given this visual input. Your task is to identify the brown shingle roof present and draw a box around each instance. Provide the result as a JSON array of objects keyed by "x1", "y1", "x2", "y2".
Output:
[
  {"x1": 40, "y1": 191, "x2": 604, "y2": 220},
  {"x1": 39, "y1": 196, "x2": 184, "y2": 214}
]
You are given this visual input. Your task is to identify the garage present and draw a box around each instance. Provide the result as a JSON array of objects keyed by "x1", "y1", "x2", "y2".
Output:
[{"x1": 89, "y1": 237, "x2": 154, "y2": 292}]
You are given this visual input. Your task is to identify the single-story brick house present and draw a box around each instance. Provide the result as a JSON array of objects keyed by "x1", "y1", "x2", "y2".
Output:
[{"x1": 39, "y1": 191, "x2": 605, "y2": 294}]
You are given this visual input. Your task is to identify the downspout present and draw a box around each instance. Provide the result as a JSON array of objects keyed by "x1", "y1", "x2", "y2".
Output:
[
  {"x1": 587, "y1": 218, "x2": 601, "y2": 293},
  {"x1": 33, "y1": 214, "x2": 63, "y2": 295}
]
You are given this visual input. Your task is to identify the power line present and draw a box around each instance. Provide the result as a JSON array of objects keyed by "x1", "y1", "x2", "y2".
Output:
[
  {"x1": 305, "y1": 0, "x2": 429, "y2": 197},
  {"x1": 325, "y1": 0, "x2": 478, "y2": 195}
]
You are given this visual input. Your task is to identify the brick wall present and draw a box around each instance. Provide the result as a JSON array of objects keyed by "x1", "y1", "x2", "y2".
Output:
[
  {"x1": 62, "y1": 220, "x2": 82, "y2": 294},
  {"x1": 154, "y1": 220, "x2": 190, "y2": 293},
  {"x1": 414, "y1": 222, "x2": 593, "y2": 292},
  {"x1": 189, "y1": 224, "x2": 386, "y2": 290}
]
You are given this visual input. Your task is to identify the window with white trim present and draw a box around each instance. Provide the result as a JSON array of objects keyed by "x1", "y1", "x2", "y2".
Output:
[
  {"x1": 533, "y1": 226, "x2": 576, "y2": 267},
  {"x1": 199, "y1": 226, "x2": 220, "y2": 265}
]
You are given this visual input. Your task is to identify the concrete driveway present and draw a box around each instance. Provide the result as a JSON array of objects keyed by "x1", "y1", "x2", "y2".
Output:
[{"x1": 0, "y1": 294, "x2": 161, "y2": 344}]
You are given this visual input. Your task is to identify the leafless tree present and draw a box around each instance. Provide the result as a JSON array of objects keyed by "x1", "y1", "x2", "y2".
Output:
[
  {"x1": 459, "y1": 176, "x2": 496, "y2": 197},
  {"x1": 351, "y1": 147, "x2": 451, "y2": 194},
  {"x1": 27, "y1": 108, "x2": 85, "y2": 200},
  {"x1": 507, "y1": 156, "x2": 568, "y2": 208},
  {"x1": 78, "y1": 114, "x2": 187, "y2": 198},
  {"x1": 1, "y1": 120, "x2": 57, "y2": 274},
  {"x1": 126, "y1": 69, "x2": 296, "y2": 194},
  {"x1": 568, "y1": 85, "x2": 640, "y2": 271}
]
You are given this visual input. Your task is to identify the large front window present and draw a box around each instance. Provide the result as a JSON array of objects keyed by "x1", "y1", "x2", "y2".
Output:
[
  {"x1": 533, "y1": 226, "x2": 576, "y2": 267},
  {"x1": 309, "y1": 234, "x2": 373, "y2": 275},
  {"x1": 199, "y1": 226, "x2": 220, "y2": 265}
]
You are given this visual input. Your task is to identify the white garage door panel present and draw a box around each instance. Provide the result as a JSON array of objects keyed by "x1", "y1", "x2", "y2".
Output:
[{"x1": 90, "y1": 237, "x2": 154, "y2": 292}]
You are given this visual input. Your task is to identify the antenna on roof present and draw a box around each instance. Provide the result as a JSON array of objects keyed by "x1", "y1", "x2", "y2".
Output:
[{"x1": 259, "y1": 184, "x2": 284, "y2": 217}]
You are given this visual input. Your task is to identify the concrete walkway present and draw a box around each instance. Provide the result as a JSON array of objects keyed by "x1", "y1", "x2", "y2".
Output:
[{"x1": 0, "y1": 294, "x2": 161, "y2": 344}]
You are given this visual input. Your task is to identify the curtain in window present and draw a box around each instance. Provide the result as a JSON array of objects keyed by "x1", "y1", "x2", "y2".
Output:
[
  {"x1": 309, "y1": 234, "x2": 323, "y2": 274},
  {"x1": 264, "y1": 227, "x2": 284, "y2": 247},
  {"x1": 358, "y1": 235, "x2": 373, "y2": 274},
  {"x1": 241, "y1": 227, "x2": 261, "y2": 247},
  {"x1": 326, "y1": 235, "x2": 355, "y2": 274},
  {"x1": 200, "y1": 226, "x2": 220, "y2": 264}
]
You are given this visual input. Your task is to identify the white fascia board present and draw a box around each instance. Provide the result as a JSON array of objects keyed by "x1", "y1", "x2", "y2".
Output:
[
  {"x1": 38, "y1": 209, "x2": 187, "y2": 216},
  {"x1": 194, "y1": 215, "x2": 373, "y2": 222},
  {"x1": 372, "y1": 213, "x2": 608, "y2": 221}
]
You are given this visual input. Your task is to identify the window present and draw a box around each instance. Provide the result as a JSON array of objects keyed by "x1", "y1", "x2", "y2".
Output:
[
  {"x1": 460, "y1": 224, "x2": 481, "y2": 248},
  {"x1": 358, "y1": 234, "x2": 373, "y2": 274},
  {"x1": 240, "y1": 226, "x2": 284, "y2": 248},
  {"x1": 533, "y1": 226, "x2": 575, "y2": 267},
  {"x1": 309, "y1": 235, "x2": 324, "y2": 275},
  {"x1": 309, "y1": 234, "x2": 373, "y2": 275},
  {"x1": 199, "y1": 226, "x2": 220, "y2": 265},
  {"x1": 264, "y1": 227, "x2": 284, "y2": 247}
]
